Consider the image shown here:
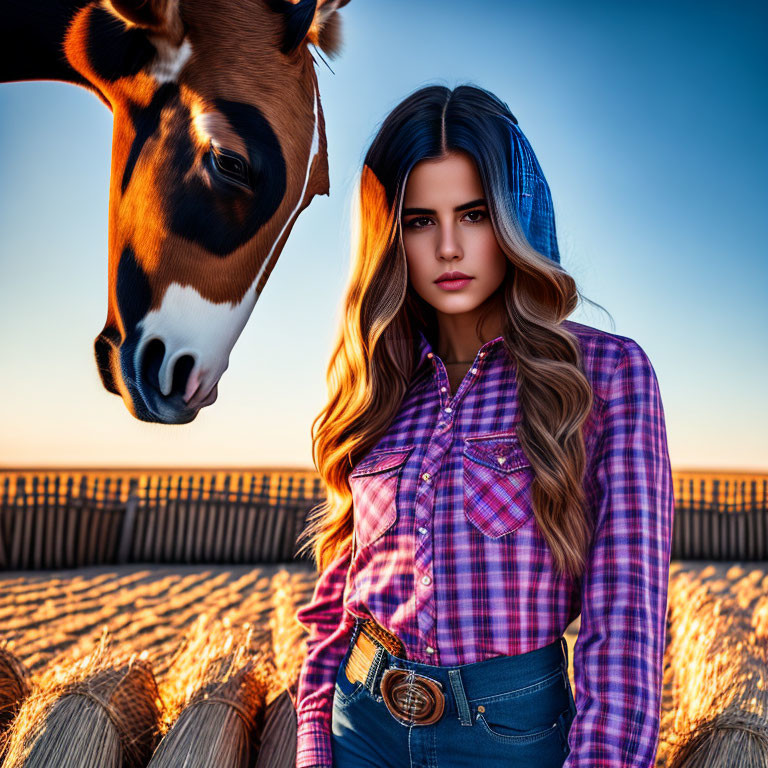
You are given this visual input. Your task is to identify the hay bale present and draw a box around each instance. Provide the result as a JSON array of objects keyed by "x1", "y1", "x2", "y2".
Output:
[
  {"x1": 3, "y1": 646, "x2": 162, "y2": 768},
  {"x1": 149, "y1": 617, "x2": 271, "y2": 768},
  {"x1": 148, "y1": 662, "x2": 267, "y2": 768},
  {"x1": 0, "y1": 647, "x2": 31, "y2": 758},
  {"x1": 668, "y1": 709, "x2": 768, "y2": 768},
  {"x1": 663, "y1": 565, "x2": 768, "y2": 768},
  {"x1": 254, "y1": 688, "x2": 297, "y2": 768}
]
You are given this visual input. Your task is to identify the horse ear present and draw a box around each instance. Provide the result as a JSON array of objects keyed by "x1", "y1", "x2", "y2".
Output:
[
  {"x1": 311, "y1": 0, "x2": 352, "y2": 59},
  {"x1": 269, "y1": 0, "x2": 352, "y2": 58},
  {"x1": 267, "y1": 0, "x2": 316, "y2": 54},
  {"x1": 108, "y1": 0, "x2": 184, "y2": 44}
]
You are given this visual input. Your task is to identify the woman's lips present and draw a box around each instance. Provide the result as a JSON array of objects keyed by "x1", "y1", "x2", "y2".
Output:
[{"x1": 435, "y1": 277, "x2": 473, "y2": 291}]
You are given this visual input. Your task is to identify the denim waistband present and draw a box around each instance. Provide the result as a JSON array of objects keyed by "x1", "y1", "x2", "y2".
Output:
[{"x1": 348, "y1": 617, "x2": 569, "y2": 717}]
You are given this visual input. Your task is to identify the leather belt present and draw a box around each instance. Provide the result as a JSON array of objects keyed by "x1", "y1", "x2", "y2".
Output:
[{"x1": 344, "y1": 618, "x2": 445, "y2": 726}]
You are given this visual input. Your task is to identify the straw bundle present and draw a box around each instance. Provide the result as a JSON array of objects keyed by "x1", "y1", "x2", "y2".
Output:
[
  {"x1": 148, "y1": 616, "x2": 270, "y2": 768},
  {"x1": 0, "y1": 647, "x2": 31, "y2": 759},
  {"x1": 253, "y1": 688, "x2": 297, "y2": 768},
  {"x1": 148, "y1": 662, "x2": 268, "y2": 768},
  {"x1": 663, "y1": 564, "x2": 768, "y2": 768},
  {"x1": 3, "y1": 638, "x2": 162, "y2": 768},
  {"x1": 667, "y1": 708, "x2": 768, "y2": 768}
]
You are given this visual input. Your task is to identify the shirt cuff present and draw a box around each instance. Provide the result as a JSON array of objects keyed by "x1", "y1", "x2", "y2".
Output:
[{"x1": 295, "y1": 714, "x2": 334, "y2": 768}]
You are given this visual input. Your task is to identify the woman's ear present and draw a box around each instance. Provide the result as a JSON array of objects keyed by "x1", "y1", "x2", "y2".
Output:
[{"x1": 107, "y1": 0, "x2": 184, "y2": 45}]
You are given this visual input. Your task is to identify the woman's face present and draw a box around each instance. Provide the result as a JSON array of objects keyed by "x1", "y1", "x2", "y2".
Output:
[{"x1": 401, "y1": 150, "x2": 508, "y2": 317}]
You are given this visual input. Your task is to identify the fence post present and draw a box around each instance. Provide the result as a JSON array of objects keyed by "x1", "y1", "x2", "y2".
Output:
[{"x1": 117, "y1": 487, "x2": 139, "y2": 565}]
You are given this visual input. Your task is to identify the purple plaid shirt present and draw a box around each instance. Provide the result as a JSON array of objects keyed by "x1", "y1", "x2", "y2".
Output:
[{"x1": 294, "y1": 319, "x2": 674, "y2": 768}]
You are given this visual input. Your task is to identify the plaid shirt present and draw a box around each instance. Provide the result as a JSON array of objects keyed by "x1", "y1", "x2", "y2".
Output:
[{"x1": 294, "y1": 319, "x2": 674, "y2": 768}]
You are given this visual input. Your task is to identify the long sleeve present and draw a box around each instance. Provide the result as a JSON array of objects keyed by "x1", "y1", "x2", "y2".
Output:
[
  {"x1": 294, "y1": 544, "x2": 356, "y2": 768},
  {"x1": 564, "y1": 340, "x2": 675, "y2": 767}
]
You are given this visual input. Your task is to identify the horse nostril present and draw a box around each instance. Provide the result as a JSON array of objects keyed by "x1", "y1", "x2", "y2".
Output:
[
  {"x1": 170, "y1": 354, "x2": 195, "y2": 398},
  {"x1": 140, "y1": 340, "x2": 197, "y2": 402},
  {"x1": 141, "y1": 338, "x2": 166, "y2": 393}
]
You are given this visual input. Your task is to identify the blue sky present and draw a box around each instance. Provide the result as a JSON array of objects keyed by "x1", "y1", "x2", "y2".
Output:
[{"x1": 0, "y1": 0, "x2": 765, "y2": 469}]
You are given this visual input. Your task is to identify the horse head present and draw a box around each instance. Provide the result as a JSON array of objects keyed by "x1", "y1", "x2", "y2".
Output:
[{"x1": 4, "y1": 0, "x2": 350, "y2": 423}]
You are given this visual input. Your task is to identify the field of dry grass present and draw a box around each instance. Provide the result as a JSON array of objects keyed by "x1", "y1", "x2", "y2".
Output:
[
  {"x1": 0, "y1": 563, "x2": 317, "y2": 711},
  {"x1": 1, "y1": 559, "x2": 767, "y2": 765}
]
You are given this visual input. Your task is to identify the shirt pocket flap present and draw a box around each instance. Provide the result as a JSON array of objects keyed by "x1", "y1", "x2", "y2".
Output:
[
  {"x1": 463, "y1": 433, "x2": 532, "y2": 473},
  {"x1": 463, "y1": 433, "x2": 535, "y2": 538},
  {"x1": 350, "y1": 447, "x2": 413, "y2": 478}
]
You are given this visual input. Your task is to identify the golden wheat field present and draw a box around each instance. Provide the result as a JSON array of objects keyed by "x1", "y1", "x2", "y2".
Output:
[
  {"x1": 0, "y1": 564, "x2": 315, "y2": 704},
  {"x1": 0, "y1": 560, "x2": 766, "y2": 766}
]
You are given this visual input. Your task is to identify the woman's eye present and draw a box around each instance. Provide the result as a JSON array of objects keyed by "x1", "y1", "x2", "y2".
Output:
[
  {"x1": 405, "y1": 216, "x2": 433, "y2": 229},
  {"x1": 208, "y1": 144, "x2": 253, "y2": 191},
  {"x1": 463, "y1": 210, "x2": 486, "y2": 223}
]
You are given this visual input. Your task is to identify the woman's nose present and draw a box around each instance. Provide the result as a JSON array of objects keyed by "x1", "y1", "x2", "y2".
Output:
[{"x1": 437, "y1": 224, "x2": 462, "y2": 260}]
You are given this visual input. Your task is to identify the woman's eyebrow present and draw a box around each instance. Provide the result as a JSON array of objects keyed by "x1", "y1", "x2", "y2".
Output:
[{"x1": 402, "y1": 198, "x2": 487, "y2": 216}]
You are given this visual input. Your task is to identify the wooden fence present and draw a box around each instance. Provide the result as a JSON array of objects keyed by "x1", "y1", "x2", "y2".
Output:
[
  {"x1": 0, "y1": 470, "x2": 766, "y2": 570},
  {"x1": 671, "y1": 473, "x2": 767, "y2": 560},
  {"x1": 0, "y1": 471, "x2": 326, "y2": 570}
]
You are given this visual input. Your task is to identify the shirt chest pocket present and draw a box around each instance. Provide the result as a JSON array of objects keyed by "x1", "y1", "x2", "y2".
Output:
[
  {"x1": 462, "y1": 433, "x2": 535, "y2": 538},
  {"x1": 349, "y1": 446, "x2": 414, "y2": 550}
]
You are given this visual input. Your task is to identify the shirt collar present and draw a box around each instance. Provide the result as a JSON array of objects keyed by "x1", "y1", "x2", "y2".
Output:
[
  {"x1": 415, "y1": 327, "x2": 433, "y2": 371},
  {"x1": 414, "y1": 327, "x2": 505, "y2": 373}
]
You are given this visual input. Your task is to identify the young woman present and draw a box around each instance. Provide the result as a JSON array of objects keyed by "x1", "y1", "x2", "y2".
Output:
[{"x1": 292, "y1": 84, "x2": 674, "y2": 768}]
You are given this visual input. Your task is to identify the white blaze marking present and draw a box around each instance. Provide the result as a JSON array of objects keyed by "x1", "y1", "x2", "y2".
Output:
[
  {"x1": 138, "y1": 281, "x2": 253, "y2": 400},
  {"x1": 149, "y1": 37, "x2": 192, "y2": 83},
  {"x1": 135, "y1": 79, "x2": 321, "y2": 407}
]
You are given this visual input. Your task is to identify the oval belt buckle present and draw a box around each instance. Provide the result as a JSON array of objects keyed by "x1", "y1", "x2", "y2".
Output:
[{"x1": 380, "y1": 668, "x2": 445, "y2": 726}]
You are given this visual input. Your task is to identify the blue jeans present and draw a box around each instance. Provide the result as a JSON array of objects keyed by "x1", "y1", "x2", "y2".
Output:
[{"x1": 331, "y1": 619, "x2": 577, "y2": 768}]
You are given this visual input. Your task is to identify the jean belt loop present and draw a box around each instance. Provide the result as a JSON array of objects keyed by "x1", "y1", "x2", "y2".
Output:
[
  {"x1": 364, "y1": 645, "x2": 387, "y2": 696},
  {"x1": 448, "y1": 668, "x2": 472, "y2": 726},
  {"x1": 344, "y1": 617, "x2": 358, "y2": 660},
  {"x1": 559, "y1": 636, "x2": 569, "y2": 689}
]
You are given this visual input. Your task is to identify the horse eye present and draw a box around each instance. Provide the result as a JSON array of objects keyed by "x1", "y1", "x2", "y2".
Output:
[{"x1": 209, "y1": 144, "x2": 253, "y2": 191}]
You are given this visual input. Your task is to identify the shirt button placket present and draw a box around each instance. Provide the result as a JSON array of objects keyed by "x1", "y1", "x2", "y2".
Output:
[
  {"x1": 415, "y1": 566, "x2": 436, "y2": 661},
  {"x1": 414, "y1": 340, "x2": 495, "y2": 662},
  {"x1": 417, "y1": 348, "x2": 451, "y2": 662},
  {"x1": 414, "y1": 465, "x2": 437, "y2": 660},
  {"x1": 417, "y1": 472, "x2": 432, "y2": 586}
]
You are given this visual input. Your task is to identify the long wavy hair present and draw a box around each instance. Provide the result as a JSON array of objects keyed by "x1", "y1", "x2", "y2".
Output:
[{"x1": 298, "y1": 84, "x2": 608, "y2": 582}]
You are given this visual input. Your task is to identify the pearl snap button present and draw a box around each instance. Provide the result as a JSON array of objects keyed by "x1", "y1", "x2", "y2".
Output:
[
  {"x1": 471, "y1": 368, "x2": 478, "y2": 374},
  {"x1": 425, "y1": 646, "x2": 435, "y2": 654},
  {"x1": 444, "y1": 407, "x2": 452, "y2": 413},
  {"x1": 421, "y1": 575, "x2": 431, "y2": 586},
  {"x1": 418, "y1": 526, "x2": 428, "y2": 534},
  {"x1": 421, "y1": 472, "x2": 431, "y2": 482}
]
